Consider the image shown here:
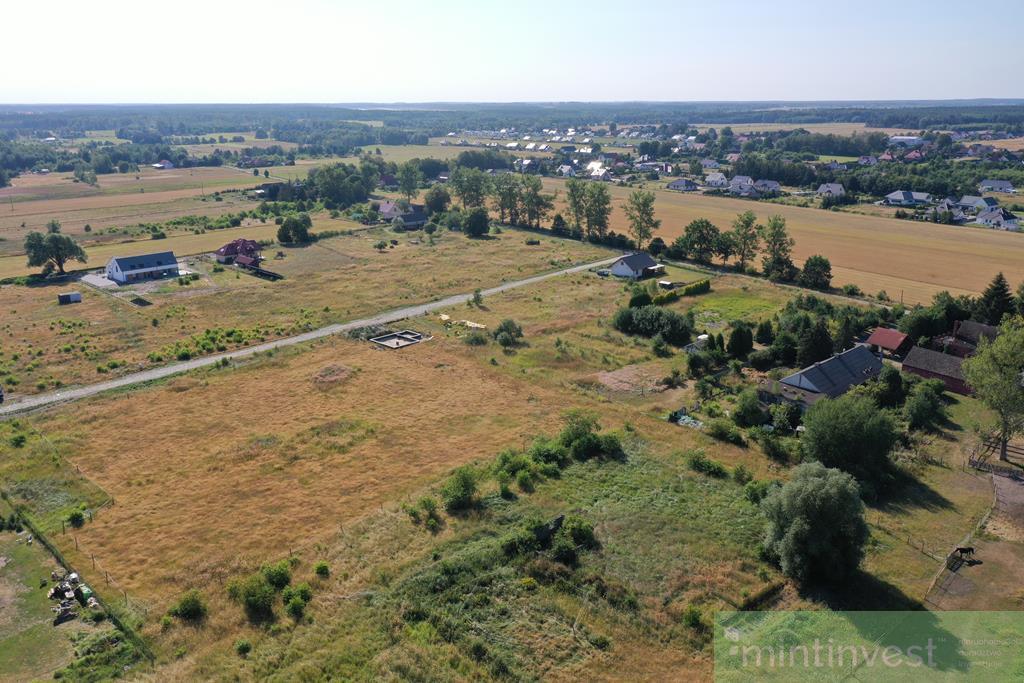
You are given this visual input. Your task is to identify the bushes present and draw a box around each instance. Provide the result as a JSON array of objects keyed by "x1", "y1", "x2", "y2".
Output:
[
  {"x1": 314, "y1": 561, "x2": 330, "y2": 578},
  {"x1": 679, "y1": 278, "x2": 711, "y2": 297},
  {"x1": 261, "y1": 560, "x2": 292, "y2": 590},
  {"x1": 612, "y1": 305, "x2": 693, "y2": 346},
  {"x1": 732, "y1": 389, "x2": 766, "y2": 427},
  {"x1": 904, "y1": 381, "x2": 945, "y2": 430},
  {"x1": 706, "y1": 418, "x2": 746, "y2": 446},
  {"x1": 801, "y1": 394, "x2": 897, "y2": 481},
  {"x1": 441, "y1": 466, "x2": 478, "y2": 512},
  {"x1": 463, "y1": 331, "x2": 489, "y2": 346},
  {"x1": 493, "y1": 319, "x2": 524, "y2": 348},
  {"x1": 227, "y1": 574, "x2": 276, "y2": 622},
  {"x1": 685, "y1": 449, "x2": 728, "y2": 477},
  {"x1": 168, "y1": 589, "x2": 207, "y2": 622},
  {"x1": 67, "y1": 510, "x2": 85, "y2": 528}
]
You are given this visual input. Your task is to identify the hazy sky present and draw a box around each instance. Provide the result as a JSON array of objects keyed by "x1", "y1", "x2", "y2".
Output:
[{"x1": 6, "y1": 0, "x2": 1023, "y2": 103}]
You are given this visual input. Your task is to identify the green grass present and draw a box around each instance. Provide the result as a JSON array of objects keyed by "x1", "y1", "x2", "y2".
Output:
[{"x1": 687, "y1": 286, "x2": 782, "y2": 324}]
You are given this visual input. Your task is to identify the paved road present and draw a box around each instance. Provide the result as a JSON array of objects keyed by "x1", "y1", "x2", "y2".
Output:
[{"x1": 0, "y1": 256, "x2": 618, "y2": 418}]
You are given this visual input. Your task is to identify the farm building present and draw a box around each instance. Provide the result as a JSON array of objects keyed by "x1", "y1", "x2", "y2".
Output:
[
  {"x1": 216, "y1": 239, "x2": 262, "y2": 264},
  {"x1": 761, "y1": 345, "x2": 882, "y2": 409},
  {"x1": 934, "y1": 319, "x2": 999, "y2": 358},
  {"x1": 666, "y1": 178, "x2": 698, "y2": 192},
  {"x1": 151, "y1": 160, "x2": 175, "y2": 170},
  {"x1": 57, "y1": 292, "x2": 82, "y2": 305},
  {"x1": 104, "y1": 251, "x2": 179, "y2": 284},
  {"x1": 610, "y1": 253, "x2": 665, "y2": 280},
  {"x1": 901, "y1": 347, "x2": 969, "y2": 395},
  {"x1": 866, "y1": 327, "x2": 912, "y2": 357},
  {"x1": 700, "y1": 159, "x2": 720, "y2": 169},
  {"x1": 816, "y1": 183, "x2": 845, "y2": 197}
]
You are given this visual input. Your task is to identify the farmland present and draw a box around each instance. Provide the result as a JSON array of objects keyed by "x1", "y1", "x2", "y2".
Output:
[
  {"x1": 540, "y1": 177, "x2": 1024, "y2": 303},
  {"x1": 1, "y1": 268, "x2": 998, "y2": 679}
]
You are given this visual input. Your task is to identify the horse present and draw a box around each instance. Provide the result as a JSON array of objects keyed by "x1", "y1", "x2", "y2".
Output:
[{"x1": 955, "y1": 546, "x2": 975, "y2": 558}]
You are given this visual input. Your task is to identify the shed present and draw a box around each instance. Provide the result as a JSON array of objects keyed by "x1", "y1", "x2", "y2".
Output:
[
  {"x1": 58, "y1": 291, "x2": 82, "y2": 305},
  {"x1": 866, "y1": 327, "x2": 912, "y2": 356},
  {"x1": 901, "y1": 347, "x2": 970, "y2": 395}
]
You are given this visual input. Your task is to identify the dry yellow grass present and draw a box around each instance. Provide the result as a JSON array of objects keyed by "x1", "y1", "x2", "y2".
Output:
[
  {"x1": 30, "y1": 336, "x2": 573, "y2": 602},
  {"x1": 0, "y1": 227, "x2": 609, "y2": 394},
  {"x1": 542, "y1": 178, "x2": 1024, "y2": 303},
  {"x1": 985, "y1": 137, "x2": 1024, "y2": 151}
]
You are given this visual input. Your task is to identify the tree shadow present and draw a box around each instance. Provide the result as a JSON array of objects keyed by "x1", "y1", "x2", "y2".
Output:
[{"x1": 870, "y1": 467, "x2": 954, "y2": 515}]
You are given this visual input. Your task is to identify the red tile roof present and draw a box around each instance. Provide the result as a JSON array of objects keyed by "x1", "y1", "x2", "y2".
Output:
[{"x1": 866, "y1": 327, "x2": 909, "y2": 351}]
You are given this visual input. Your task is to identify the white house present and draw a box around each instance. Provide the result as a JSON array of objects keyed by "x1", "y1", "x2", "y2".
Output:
[
  {"x1": 105, "y1": 251, "x2": 180, "y2": 284},
  {"x1": 610, "y1": 253, "x2": 665, "y2": 280},
  {"x1": 753, "y1": 179, "x2": 782, "y2": 195},
  {"x1": 151, "y1": 160, "x2": 175, "y2": 170},
  {"x1": 557, "y1": 164, "x2": 575, "y2": 177},
  {"x1": 816, "y1": 183, "x2": 845, "y2": 197},
  {"x1": 884, "y1": 190, "x2": 931, "y2": 206},
  {"x1": 705, "y1": 172, "x2": 728, "y2": 188},
  {"x1": 975, "y1": 207, "x2": 1020, "y2": 231},
  {"x1": 667, "y1": 178, "x2": 698, "y2": 192},
  {"x1": 979, "y1": 179, "x2": 1015, "y2": 193}
]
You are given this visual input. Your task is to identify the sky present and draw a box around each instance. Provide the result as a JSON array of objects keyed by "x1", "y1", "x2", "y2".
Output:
[{"x1": 5, "y1": 0, "x2": 1024, "y2": 104}]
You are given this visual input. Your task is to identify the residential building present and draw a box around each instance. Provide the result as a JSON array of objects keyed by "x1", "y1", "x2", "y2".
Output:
[
  {"x1": 957, "y1": 195, "x2": 1000, "y2": 213},
  {"x1": 884, "y1": 190, "x2": 932, "y2": 206},
  {"x1": 975, "y1": 207, "x2": 1020, "y2": 230},
  {"x1": 753, "y1": 179, "x2": 782, "y2": 195},
  {"x1": 889, "y1": 135, "x2": 924, "y2": 148},
  {"x1": 666, "y1": 178, "x2": 698, "y2": 192},
  {"x1": 979, "y1": 179, "x2": 1015, "y2": 193},
  {"x1": 557, "y1": 164, "x2": 575, "y2": 177},
  {"x1": 701, "y1": 159, "x2": 720, "y2": 169},
  {"x1": 759, "y1": 345, "x2": 883, "y2": 409},
  {"x1": 215, "y1": 239, "x2": 262, "y2": 264},
  {"x1": 105, "y1": 251, "x2": 180, "y2": 284},
  {"x1": 609, "y1": 253, "x2": 665, "y2": 280},
  {"x1": 705, "y1": 172, "x2": 728, "y2": 188},
  {"x1": 729, "y1": 175, "x2": 754, "y2": 190},
  {"x1": 816, "y1": 183, "x2": 845, "y2": 197},
  {"x1": 858, "y1": 155, "x2": 878, "y2": 166}
]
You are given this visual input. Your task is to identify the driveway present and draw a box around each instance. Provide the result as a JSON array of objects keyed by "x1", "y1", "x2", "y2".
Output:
[{"x1": 0, "y1": 256, "x2": 619, "y2": 417}]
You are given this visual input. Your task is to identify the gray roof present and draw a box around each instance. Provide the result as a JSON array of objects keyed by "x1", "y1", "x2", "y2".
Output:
[
  {"x1": 980, "y1": 179, "x2": 1014, "y2": 191},
  {"x1": 977, "y1": 207, "x2": 1018, "y2": 222},
  {"x1": 902, "y1": 347, "x2": 964, "y2": 381},
  {"x1": 959, "y1": 195, "x2": 999, "y2": 209},
  {"x1": 109, "y1": 251, "x2": 177, "y2": 272},
  {"x1": 956, "y1": 320, "x2": 999, "y2": 345},
  {"x1": 614, "y1": 252, "x2": 658, "y2": 271},
  {"x1": 780, "y1": 345, "x2": 882, "y2": 398},
  {"x1": 817, "y1": 183, "x2": 845, "y2": 195}
]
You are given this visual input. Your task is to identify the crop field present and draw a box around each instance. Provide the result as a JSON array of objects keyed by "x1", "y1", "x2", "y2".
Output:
[
  {"x1": 541, "y1": 177, "x2": 1024, "y2": 303},
  {"x1": 985, "y1": 137, "x2": 1024, "y2": 151},
  {"x1": 694, "y1": 122, "x2": 920, "y2": 136},
  {"x1": 177, "y1": 132, "x2": 300, "y2": 156},
  {"x1": 0, "y1": 227, "x2": 609, "y2": 395},
  {"x1": 3, "y1": 268, "x2": 996, "y2": 679}
]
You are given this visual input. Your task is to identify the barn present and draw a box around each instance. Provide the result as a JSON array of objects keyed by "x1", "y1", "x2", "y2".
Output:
[{"x1": 901, "y1": 347, "x2": 970, "y2": 395}]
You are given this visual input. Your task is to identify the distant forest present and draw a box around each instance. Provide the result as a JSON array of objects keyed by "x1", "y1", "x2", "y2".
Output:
[{"x1": 3, "y1": 101, "x2": 1024, "y2": 140}]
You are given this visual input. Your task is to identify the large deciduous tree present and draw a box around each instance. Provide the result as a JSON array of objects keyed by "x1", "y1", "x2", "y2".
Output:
[
  {"x1": 583, "y1": 182, "x2": 612, "y2": 239},
  {"x1": 963, "y1": 318, "x2": 1024, "y2": 462},
  {"x1": 397, "y1": 161, "x2": 422, "y2": 202},
  {"x1": 760, "y1": 215, "x2": 797, "y2": 281},
  {"x1": 623, "y1": 189, "x2": 660, "y2": 250},
  {"x1": 801, "y1": 394, "x2": 897, "y2": 481},
  {"x1": 729, "y1": 210, "x2": 760, "y2": 269},
  {"x1": 761, "y1": 462, "x2": 868, "y2": 584},
  {"x1": 25, "y1": 231, "x2": 87, "y2": 274}
]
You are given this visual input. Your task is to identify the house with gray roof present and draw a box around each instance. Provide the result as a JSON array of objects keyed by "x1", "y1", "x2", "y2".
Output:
[
  {"x1": 816, "y1": 183, "x2": 845, "y2": 197},
  {"x1": 957, "y1": 195, "x2": 999, "y2": 212},
  {"x1": 105, "y1": 251, "x2": 179, "y2": 284},
  {"x1": 884, "y1": 190, "x2": 932, "y2": 206},
  {"x1": 975, "y1": 207, "x2": 1020, "y2": 231},
  {"x1": 979, "y1": 179, "x2": 1015, "y2": 193},
  {"x1": 753, "y1": 179, "x2": 781, "y2": 195},
  {"x1": 760, "y1": 345, "x2": 882, "y2": 409},
  {"x1": 609, "y1": 252, "x2": 665, "y2": 280},
  {"x1": 704, "y1": 172, "x2": 728, "y2": 188},
  {"x1": 666, "y1": 178, "x2": 698, "y2": 192}
]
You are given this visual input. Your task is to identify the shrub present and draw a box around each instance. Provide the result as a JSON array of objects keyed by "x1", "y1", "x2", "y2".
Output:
[
  {"x1": 463, "y1": 331, "x2": 489, "y2": 346},
  {"x1": 733, "y1": 464, "x2": 753, "y2": 485},
  {"x1": 802, "y1": 394, "x2": 897, "y2": 481},
  {"x1": 732, "y1": 389, "x2": 766, "y2": 427},
  {"x1": 235, "y1": 639, "x2": 252, "y2": 657},
  {"x1": 169, "y1": 589, "x2": 207, "y2": 622},
  {"x1": 261, "y1": 560, "x2": 292, "y2": 590},
  {"x1": 67, "y1": 510, "x2": 85, "y2": 528},
  {"x1": 282, "y1": 582, "x2": 312, "y2": 605},
  {"x1": 441, "y1": 466, "x2": 477, "y2": 512},
  {"x1": 685, "y1": 449, "x2": 728, "y2": 477},
  {"x1": 680, "y1": 279, "x2": 711, "y2": 296},
  {"x1": 314, "y1": 561, "x2": 330, "y2": 578},
  {"x1": 748, "y1": 348, "x2": 775, "y2": 371},
  {"x1": 744, "y1": 479, "x2": 774, "y2": 504},
  {"x1": 286, "y1": 597, "x2": 305, "y2": 619},
  {"x1": 904, "y1": 382, "x2": 945, "y2": 430},
  {"x1": 628, "y1": 289, "x2": 652, "y2": 308},
  {"x1": 492, "y1": 319, "x2": 523, "y2": 347},
  {"x1": 612, "y1": 305, "x2": 693, "y2": 346},
  {"x1": 227, "y1": 574, "x2": 276, "y2": 622},
  {"x1": 706, "y1": 418, "x2": 745, "y2": 446}
]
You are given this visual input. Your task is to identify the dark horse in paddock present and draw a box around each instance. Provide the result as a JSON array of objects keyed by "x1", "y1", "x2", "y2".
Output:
[{"x1": 955, "y1": 546, "x2": 975, "y2": 558}]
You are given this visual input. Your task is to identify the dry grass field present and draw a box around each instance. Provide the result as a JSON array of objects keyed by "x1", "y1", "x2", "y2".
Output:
[
  {"x1": 986, "y1": 137, "x2": 1024, "y2": 151},
  {"x1": 5, "y1": 268, "x2": 997, "y2": 679},
  {"x1": 177, "y1": 132, "x2": 300, "y2": 156},
  {"x1": 0, "y1": 227, "x2": 609, "y2": 395},
  {"x1": 541, "y1": 177, "x2": 1024, "y2": 303}
]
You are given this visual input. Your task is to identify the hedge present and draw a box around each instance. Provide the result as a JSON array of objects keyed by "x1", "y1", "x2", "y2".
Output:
[{"x1": 652, "y1": 278, "x2": 711, "y2": 305}]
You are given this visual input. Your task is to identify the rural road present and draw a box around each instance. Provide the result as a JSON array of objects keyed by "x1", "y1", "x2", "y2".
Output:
[{"x1": 0, "y1": 256, "x2": 619, "y2": 418}]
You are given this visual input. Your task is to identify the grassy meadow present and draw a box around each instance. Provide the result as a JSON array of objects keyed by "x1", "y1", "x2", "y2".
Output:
[{"x1": 0, "y1": 266, "x2": 998, "y2": 679}]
